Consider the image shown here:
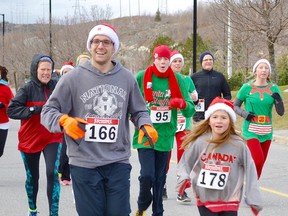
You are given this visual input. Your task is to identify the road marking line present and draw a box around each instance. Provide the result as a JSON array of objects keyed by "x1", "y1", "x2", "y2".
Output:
[
  {"x1": 260, "y1": 187, "x2": 288, "y2": 198},
  {"x1": 170, "y1": 159, "x2": 288, "y2": 198}
]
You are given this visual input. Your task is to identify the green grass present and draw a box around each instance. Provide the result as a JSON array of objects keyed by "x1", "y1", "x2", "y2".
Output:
[{"x1": 232, "y1": 85, "x2": 288, "y2": 130}]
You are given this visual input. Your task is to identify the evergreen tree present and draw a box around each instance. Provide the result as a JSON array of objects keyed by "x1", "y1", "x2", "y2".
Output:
[{"x1": 155, "y1": 9, "x2": 161, "y2": 22}]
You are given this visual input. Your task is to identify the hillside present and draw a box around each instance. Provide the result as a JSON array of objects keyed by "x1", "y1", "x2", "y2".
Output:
[{"x1": 2, "y1": 3, "x2": 288, "y2": 87}]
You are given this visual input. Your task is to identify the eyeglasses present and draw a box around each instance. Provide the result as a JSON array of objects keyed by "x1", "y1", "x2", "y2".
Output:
[{"x1": 91, "y1": 39, "x2": 114, "y2": 47}]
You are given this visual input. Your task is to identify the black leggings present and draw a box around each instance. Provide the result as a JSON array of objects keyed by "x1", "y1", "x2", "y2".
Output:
[
  {"x1": 198, "y1": 206, "x2": 238, "y2": 216},
  {"x1": 58, "y1": 139, "x2": 70, "y2": 181},
  {"x1": 21, "y1": 143, "x2": 61, "y2": 216},
  {"x1": 0, "y1": 129, "x2": 8, "y2": 157}
]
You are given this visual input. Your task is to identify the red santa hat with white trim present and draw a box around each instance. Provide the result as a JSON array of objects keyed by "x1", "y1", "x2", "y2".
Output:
[
  {"x1": 60, "y1": 61, "x2": 74, "y2": 76},
  {"x1": 204, "y1": 97, "x2": 236, "y2": 122},
  {"x1": 170, "y1": 50, "x2": 184, "y2": 65},
  {"x1": 86, "y1": 23, "x2": 120, "y2": 52}
]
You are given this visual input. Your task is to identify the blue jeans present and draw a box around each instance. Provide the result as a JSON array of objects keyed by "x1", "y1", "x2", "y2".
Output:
[
  {"x1": 70, "y1": 163, "x2": 131, "y2": 216},
  {"x1": 137, "y1": 148, "x2": 169, "y2": 216}
]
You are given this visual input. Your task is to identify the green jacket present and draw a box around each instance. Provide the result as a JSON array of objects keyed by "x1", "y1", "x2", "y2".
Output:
[{"x1": 133, "y1": 70, "x2": 195, "y2": 151}]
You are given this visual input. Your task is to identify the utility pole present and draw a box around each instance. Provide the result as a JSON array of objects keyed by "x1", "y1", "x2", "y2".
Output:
[
  {"x1": 227, "y1": 9, "x2": 232, "y2": 79},
  {"x1": 120, "y1": 0, "x2": 122, "y2": 17},
  {"x1": 138, "y1": 0, "x2": 140, "y2": 16},
  {"x1": 0, "y1": 14, "x2": 4, "y2": 65},
  {"x1": 129, "y1": 0, "x2": 131, "y2": 17},
  {"x1": 192, "y1": 0, "x2": 197, "y2": 74},
  {"x1": 49, "y1": 0, "x2": 52, "y2": 58},
  {"x1": 73, "y1": 0, "x2": 81, "y2": 23}
]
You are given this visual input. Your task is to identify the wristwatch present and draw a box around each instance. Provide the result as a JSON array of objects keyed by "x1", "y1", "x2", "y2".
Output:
[{"x1": 29, "y1": 106, "x2": 35, "y2": 112}]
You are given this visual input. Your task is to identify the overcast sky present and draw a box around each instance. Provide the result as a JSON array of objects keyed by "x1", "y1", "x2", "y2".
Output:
[{"x1": 0, "y1": 0, "x2": 209, "y2": 24}]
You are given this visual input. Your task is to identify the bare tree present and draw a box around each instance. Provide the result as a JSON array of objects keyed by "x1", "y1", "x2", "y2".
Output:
[
  {"x1": 213, "y1": 0, "x2": 288, "y2": 82},
  {"x1": 90, "y1": 5, "x2": 113, "y2": 21}
]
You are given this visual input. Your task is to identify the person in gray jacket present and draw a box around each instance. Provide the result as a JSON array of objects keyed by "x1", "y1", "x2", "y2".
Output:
[
  {"x1": 41, "y1": 23, "x2": 158, "y2": 216},
  {"x1": 176, "y1": 97, "x2": 262, "y2": 216}
]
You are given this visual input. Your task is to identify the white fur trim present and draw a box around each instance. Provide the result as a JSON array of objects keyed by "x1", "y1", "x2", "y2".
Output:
[
  {"x1": 86, "y1": 24, "x2": 119, "y2": 52},
  {"x1": 252, "y1": 59, "x2": 271, "y2": 74},
  {"x1": 60, "y1": 65, "x2": 74, "y2": 76},
  {"x1": 170, "y1": 53, "x2": 184, "y2": 65},
  {"x1": 205, "y1": 103, "x2": 236, "y2": 122}
]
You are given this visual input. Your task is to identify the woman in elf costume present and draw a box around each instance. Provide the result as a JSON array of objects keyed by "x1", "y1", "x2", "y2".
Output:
[
  {"x1": 133, "y1": 45, "x2": 195, "y2": 216},
  {"x1": 234, "y1": 58, "x2": 285, "y2": 179}
]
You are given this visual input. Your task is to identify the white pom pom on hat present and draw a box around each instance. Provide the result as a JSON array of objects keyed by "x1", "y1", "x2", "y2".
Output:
[
  {"x1": 204, "y1": 97, "x2": 236, "y2": 122},
  {"x1": 86, "y1": 23, "x2": 120, "y2": 52},
  {"x1": 252, "y1": 58, "x2": 271, "y2": 74}
]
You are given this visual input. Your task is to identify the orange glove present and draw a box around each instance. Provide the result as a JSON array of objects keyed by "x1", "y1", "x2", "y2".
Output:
[
  {"x1": 59, "y1": 114, "x2": 87, "y2": 140},
  {"x1": 138, "y1": 124, "x2": 158, "y2": 148},
  {"x1": 170, "y1": 98, "x2": 186, "y2": 109},
  {"x1": 176, "y1": 179, "x2": 191, "y2": 196}
]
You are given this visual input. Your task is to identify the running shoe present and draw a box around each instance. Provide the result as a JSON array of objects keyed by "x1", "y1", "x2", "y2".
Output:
[
  {"x1": 177, "y1": 191, "x2": 191, "y2": 203},
  {"x1": 27, "y1": 208, "x2": 38, "y2": 216},
  {"x1": 135, "y1": 209, "x2": 146, "y2": 216},
  {"x1": 60, "y1": 180, "x2": 72, "y2": 186},
  {"x1": 162, "y1": 187, "x2": 168, "y2": 200}
]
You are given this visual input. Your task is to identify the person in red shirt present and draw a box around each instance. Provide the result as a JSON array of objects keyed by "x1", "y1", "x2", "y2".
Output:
[{"x1": 0, "y1": 65, "x2": 14, "y2": 157}]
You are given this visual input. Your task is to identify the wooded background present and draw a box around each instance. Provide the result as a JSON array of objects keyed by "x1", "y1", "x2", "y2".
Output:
[{"x1": 1, "y1": 0, "x2": 288, "y2": 90}]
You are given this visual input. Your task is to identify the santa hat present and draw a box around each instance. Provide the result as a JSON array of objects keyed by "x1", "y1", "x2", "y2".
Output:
[
  {"x1": 200, "y1": 51, "x2": 214, "y2": 64},
  {"x1": 252, "y1": 58, "x2": 271, "y2": 74},
  {"x1": 170, "y1": 50, "x2": 184, "y2": 65},
  {"x1": 86, "y1": 23, "x2": 120, "y2": 52},
  {"x1": 152, "y1": 45, "x2": 171, "y2": 61},
  {"x1": 204, "y1": 97, "x2": 236, "y2": 122},
  {"x1": 60, "y1": 61, "x2": 74, "y2": 75}
]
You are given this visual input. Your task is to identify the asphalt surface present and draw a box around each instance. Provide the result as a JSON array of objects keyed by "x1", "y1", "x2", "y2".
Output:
[{"x1": 1, "y1": 119, "x2": 288, "y2": 216}]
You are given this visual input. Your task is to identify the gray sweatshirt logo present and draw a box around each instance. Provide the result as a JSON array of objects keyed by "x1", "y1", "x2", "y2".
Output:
[{"x1": 93, "y1": 91, "x2": 118, "y2": 116}]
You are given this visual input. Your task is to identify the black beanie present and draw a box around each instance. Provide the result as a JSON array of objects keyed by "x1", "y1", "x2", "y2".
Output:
[{"x1": 200, "y1": 51, "x2": 214, "y2": 64}]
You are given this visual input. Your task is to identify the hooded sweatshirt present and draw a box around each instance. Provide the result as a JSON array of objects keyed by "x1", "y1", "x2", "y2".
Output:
[
  {"x1": 177, "y1": 132, "x2": 263, "y2": 212},
  {"x1": 7, "y1": 54, "x2": 63, "y2": 153},
  {"x1": 41, "y1": 60, "x2": 152, "y2": 168}
]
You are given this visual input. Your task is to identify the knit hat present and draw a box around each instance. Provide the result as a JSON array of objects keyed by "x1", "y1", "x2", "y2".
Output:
[
  {"x1": 153, "y1": 45, "x2": 171, "y2": 61},
  {"x1": 204, "y1": 97, "x2": 236, "y2": 122},
  {"x1": 60, "y1": 61, "x2": 74, "y2": 75},
  {"x1": 252, "y1": 58, "x2": 271, "y2": 74},
  {"x1": 200, "y1": 51, "x2": 214, "y2": 64},
  {"x1": 39, "y1": 56, "x2": 53, "y2": 64},
  {"x1": 86, "y1": 23, "x2": 120, "y2": 52},
  {"x1": 170, "y1": 50, "x2": 184, "y2": 64},
  {"x1": 76, "y1": 53, "x2": 90, "y2": 66}
]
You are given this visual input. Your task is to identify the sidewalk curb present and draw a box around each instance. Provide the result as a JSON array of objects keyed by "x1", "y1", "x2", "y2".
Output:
[{"x1": 273, "y1": 134, "x2": 288, "y2": 145}]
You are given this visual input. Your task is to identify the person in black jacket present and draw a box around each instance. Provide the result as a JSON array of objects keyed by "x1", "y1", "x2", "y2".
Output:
[
  {"x1": 7, "y1": 54, "x2": 63, "y2": 216},
  {"x1": 191, "y1": 52, "x2": 231, "y2": 122}
]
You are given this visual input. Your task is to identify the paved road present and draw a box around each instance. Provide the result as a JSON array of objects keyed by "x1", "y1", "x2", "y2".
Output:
[{"x1": 1, "y1": 119, "x2": 288, "y2": 215}]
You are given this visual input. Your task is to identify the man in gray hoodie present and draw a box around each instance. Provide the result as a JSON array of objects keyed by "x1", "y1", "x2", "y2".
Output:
[{"x1": 41, "y1": 23, "x2": 158, "y2": 216}]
